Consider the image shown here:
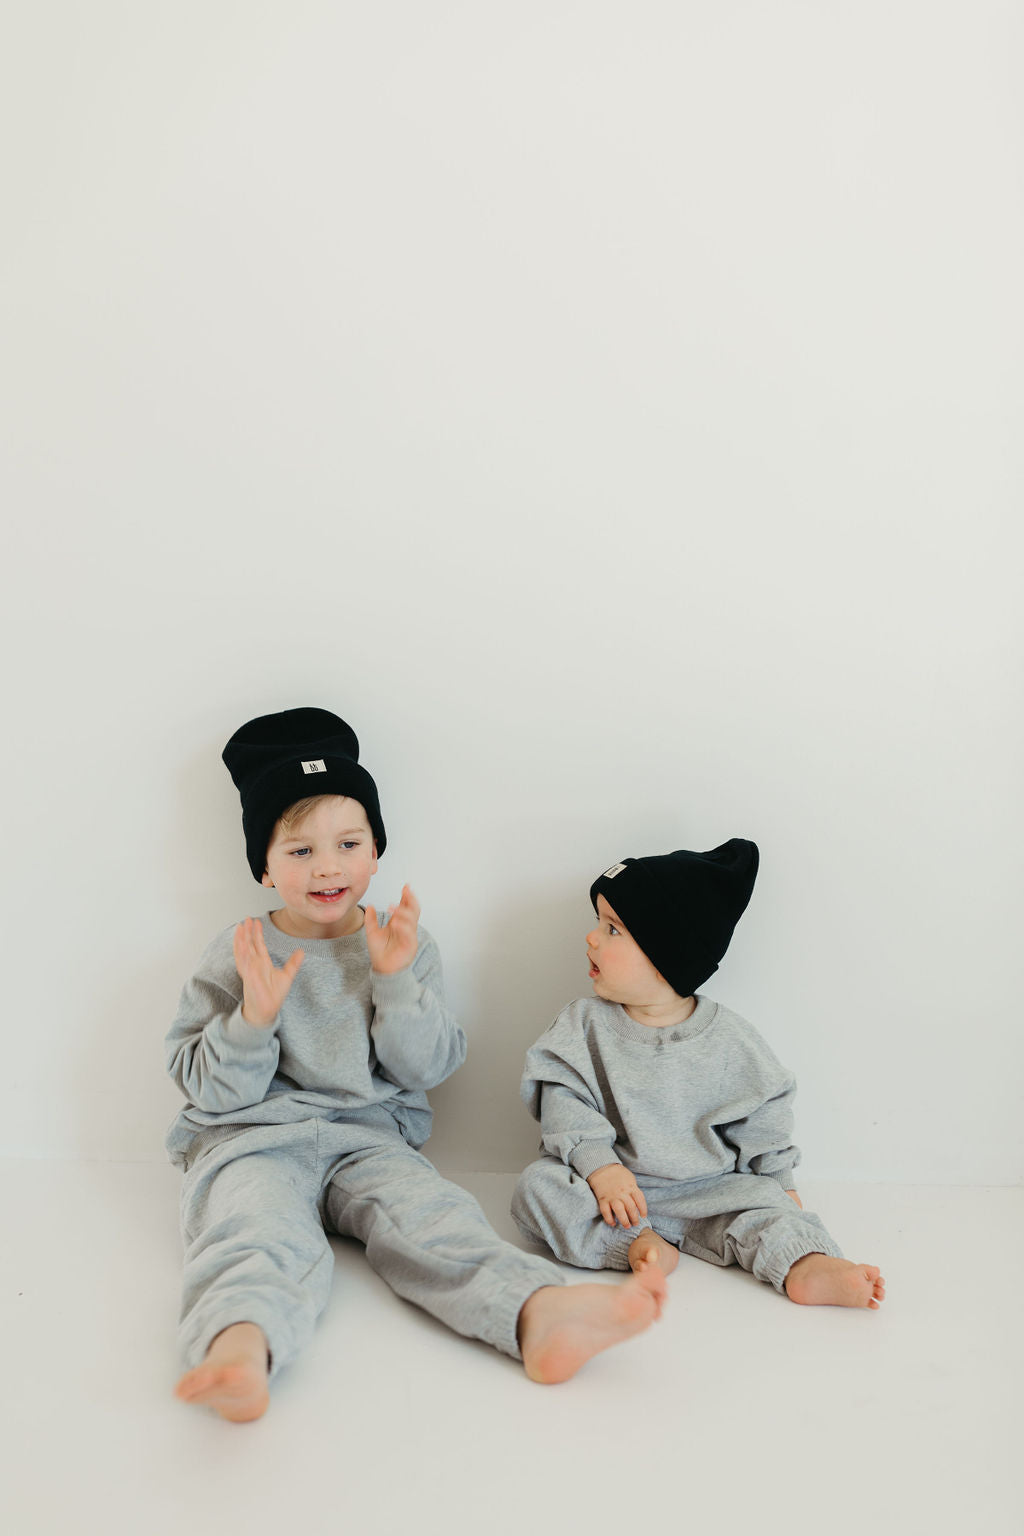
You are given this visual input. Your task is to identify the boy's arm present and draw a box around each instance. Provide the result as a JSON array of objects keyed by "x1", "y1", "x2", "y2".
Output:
[
  {"x1": 521, "y1": 1032, "x2": 622, "y2": 1180},
  {"x1": 165, "y1": 936, "x2": 282, "y2": 1114},
  {"x1": 720, "y1": 1073, "x2": 801, "y2": 1188},
  {"x1": 368, "y1": 911, "x2": 467, "y2": 1092}
]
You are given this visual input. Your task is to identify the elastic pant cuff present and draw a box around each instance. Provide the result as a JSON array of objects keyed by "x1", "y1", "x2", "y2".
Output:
[
  {"x1": 606, "y1": 1218, "x2": 652, "y2": 1270},
  {"x1": 763, "y1": 1234, "x2": 844, "y2": 1295}
]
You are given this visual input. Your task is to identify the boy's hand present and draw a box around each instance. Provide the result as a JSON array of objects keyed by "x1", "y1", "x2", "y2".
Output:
[
  {"x1": 364, "y1": 885, "x2": 420, "y2": 975},
  {"x1": 587, "y1": 1164, "x2": 648, "y2": 1228},
  {"x1": 233, "y1": 917, "x2": 304, "y2": 1027},
  {"x1": 786, "y1": 1189, "x2": 803, "y2": 1208}
]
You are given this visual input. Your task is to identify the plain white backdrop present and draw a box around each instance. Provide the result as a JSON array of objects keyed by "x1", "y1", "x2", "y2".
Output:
[{"x1": 3, "y1": 1, "x2": 1021, "y2": 1184}]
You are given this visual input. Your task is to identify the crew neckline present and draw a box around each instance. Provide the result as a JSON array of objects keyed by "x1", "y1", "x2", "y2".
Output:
[
  {"x1": 602, "y1": 994, "x2": 718, "y2": 1044},
  {"x1": 260, "y1": 909, "x2": 370, "y2": 956}
]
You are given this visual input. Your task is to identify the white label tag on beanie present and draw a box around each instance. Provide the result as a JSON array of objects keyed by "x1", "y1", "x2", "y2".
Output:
[
  {"x1": 603, "y1": 862, "x2": 627, "y2": 878},
  {"x1": 301, "y1": 759, "x2": 327, "y2": 774}
]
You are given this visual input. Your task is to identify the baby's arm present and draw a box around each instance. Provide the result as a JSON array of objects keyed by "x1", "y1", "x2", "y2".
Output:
[
  {"x1": 721, "y1": 1071, "x2": 801, "y2": 1189},
  {"x1": 166, "y1": 922, "x2": 289, "y2": 1113},
  {"x1": 368, "y1": 891, "x2": 467, "y2": 1091},
  {"x1": 523, "y1": 1036, "x2": 646, "y2": 1227}
]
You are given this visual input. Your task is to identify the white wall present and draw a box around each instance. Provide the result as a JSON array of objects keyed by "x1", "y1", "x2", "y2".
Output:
[{"x1": 4, "y1": 3, "x2": 1021, "y2": 1182}]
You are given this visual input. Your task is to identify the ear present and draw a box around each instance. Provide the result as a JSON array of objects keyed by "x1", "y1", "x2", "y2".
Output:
[
  {"x1": 261, "y1": 869, "x2": 274, "y2": 888},
  {"x1": 370, "y1": 841, "x2": 379, "y2": 877}
]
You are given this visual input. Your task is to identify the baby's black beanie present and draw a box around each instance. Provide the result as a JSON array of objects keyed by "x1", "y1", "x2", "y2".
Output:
[
  {"x1": 222, "y1": 707, "x2": 387, "y2": 882},
  {"x1": 589, "y1": 839, "x2": 759, "y2": 998}
]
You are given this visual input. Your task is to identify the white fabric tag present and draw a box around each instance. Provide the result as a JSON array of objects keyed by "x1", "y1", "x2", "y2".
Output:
[
  {"x1": 301, "y1": 759, "x2": 327, "y2": 775},
  {"x1": 602, "y1": 862, "x2": 627, "y2": 878}
]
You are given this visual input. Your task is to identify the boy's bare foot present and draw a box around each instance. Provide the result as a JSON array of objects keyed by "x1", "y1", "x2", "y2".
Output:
[
  {"x1": 173, "y1": 1322, "x2": 271, "y2": 1422},
  {"x1": 517, "y1": 1270, "x2": 667, "y2": 1384},
  {"x1": 628, "y1": 1229, "x2": 680, "y2": 1278},
  {"x1": 784, "y1": 1254, "x2": 886, "y2": 1309}
]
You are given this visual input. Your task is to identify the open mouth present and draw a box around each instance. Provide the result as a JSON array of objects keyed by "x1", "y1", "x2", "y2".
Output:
[
  {"x1": 588, "y1": 957, "x2": 600, "y2": 978},
  {"x1": 310, "y1": 888, "x2": 346, "y2": 903}
]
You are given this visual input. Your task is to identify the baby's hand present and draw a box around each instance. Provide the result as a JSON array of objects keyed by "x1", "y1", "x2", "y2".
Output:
[
  {"x1": 364, "y1": 885, "x2": 421, "y2": 975},
  {"x1": 587, "y1": 1164, "x2": 648, "y2": 1228},
  {"x1": 786, "y1": 1189, "x2": 803, "y2": 1208},
  {"x1": 233, "y1": 917, "x2": 304, "y2": 1027}
]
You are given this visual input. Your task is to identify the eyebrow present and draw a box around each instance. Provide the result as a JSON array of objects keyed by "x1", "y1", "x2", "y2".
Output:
[{"x1": 278, "y1": 829, "x2": 367, "y2": 844}]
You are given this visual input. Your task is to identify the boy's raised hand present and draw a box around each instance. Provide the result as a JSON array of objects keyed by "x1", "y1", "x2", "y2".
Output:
[
  {"x1": 234, "y1": 916, "x2": 304, "y2": 1027},
  {"x1": 587, "y1": 1164, "x2": 648, "y2": 1228},
  {"x1": 364, "y1": 885, "x2": 420, "y2": 975}
]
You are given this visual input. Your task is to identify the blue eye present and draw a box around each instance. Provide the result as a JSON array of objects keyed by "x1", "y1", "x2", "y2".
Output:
[
  {"x1": 608, "y1": 924, "x2": 619, "y2": 936},
  {"x1": 341, "y1": 841, "x2": 359, "y2": 850},
  {"x1": 290, "y1": 848, "x2": 311, "y2": 857}
]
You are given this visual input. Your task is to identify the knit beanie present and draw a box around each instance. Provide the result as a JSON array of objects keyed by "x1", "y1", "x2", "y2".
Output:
[
  {"x1": 589, "y1": 839, "x2": 759, "y2": 998},
  {"x1": 222, "y1": 707, "x2": 387, "y2": 882}
]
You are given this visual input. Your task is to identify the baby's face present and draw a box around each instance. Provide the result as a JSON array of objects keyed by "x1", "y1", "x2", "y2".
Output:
[
  {"x1": 586, "y1": 895, "x2": 676, "y2": 1009},
  {"x1": 262, "y1": 795, "x2": 378, "y2": 939}
]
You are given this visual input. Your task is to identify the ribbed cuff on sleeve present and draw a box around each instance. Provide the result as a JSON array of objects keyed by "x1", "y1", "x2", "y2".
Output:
[
  {"x1": 569, "y1": 1142, "x2": 622, "y2": 1180},
  {"x1": 220, "y1": 1005, "x2": 279, "y2": 1049},
  {"x1": 761, "y1": 1166, "x2": 798, "y2": 1189},
  {"x1": 370, "y1": 967, "x2": 422, "y2": 1009}
]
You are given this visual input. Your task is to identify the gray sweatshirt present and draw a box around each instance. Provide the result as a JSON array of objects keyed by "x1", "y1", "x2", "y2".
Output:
[
  {"x1": 165, "y1": 912, "x2": 465, "y2": 1167},
  {"x1": 521, "y1": 995, "x2": 800, "y2": 1188}
]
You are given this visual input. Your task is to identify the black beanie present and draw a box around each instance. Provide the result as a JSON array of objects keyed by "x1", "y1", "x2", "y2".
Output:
[
  {"x1": 589, "y1": 839, "x2": 759, "y2": 998},
  {"x1": 222, "y1": 707, "x2": 387, "y2": 882}
]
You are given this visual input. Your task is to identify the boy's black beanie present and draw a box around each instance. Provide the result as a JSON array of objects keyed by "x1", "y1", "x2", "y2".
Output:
[
  {"x1": 589, "y1": 839, "x2": 759, "y2": 998},
  {"x1": 222, "y1": 707, "x2": 387, "y2": 882}
]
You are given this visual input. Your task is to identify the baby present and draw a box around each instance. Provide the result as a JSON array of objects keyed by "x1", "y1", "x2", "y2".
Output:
[{"x1": 512, "y1": 841, "x2": 885, "y2": 1308}]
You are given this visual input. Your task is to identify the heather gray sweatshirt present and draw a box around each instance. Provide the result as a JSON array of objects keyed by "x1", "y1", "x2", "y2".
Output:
[
  {"x1": 165, "y1": 912, "x2": 465, "y2": 1166},
  {"x1": 521, "y1": 995, "x2": 800, "y2": 1188}
]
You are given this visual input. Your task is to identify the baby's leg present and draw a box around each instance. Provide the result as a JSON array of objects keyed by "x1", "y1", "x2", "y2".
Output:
[
  {"x1": 175, "y1": 1136, "x2": 334, "y2": 1419},
  {"x1": 512, "y1": 1157, "x2": 654, "y2": 1271},
  {"x1": 784, "y1": 1254, "x2": 886, "y2": 1309},
  {"x1": 679, "y1": 1176, "x2": 883, "y2": 1306},
  {"x1": 627, "y1": 1229, "x2": 680, "y2": 1278}
]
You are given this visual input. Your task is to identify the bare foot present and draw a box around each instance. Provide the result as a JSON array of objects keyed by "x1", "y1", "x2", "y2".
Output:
[
  {"x1": 173, "y1": 1322, "x2": 271, "y2": 1422},
  {"x1": 784, "y1": 1254, "x2": 886, "y2": 1309},
  {"x1": 518, "y1": 1270, "x2": 667, "y2": 1384},
  {"x1": 628, "y1": 1229, "x2": 680, "y2": 1278}
]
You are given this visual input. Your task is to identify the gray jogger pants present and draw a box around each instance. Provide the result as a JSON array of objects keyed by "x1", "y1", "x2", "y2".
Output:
[
  {"x1": 178, "y1": 1111, "x2": 562, "y2": 1375},
  {"x1": 511, "y1": 1157, "x2": 842, "y2": 1293}
]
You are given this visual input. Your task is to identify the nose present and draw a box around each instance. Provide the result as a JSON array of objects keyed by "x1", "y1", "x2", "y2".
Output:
[{"x1": 585, "y1": 927, "x2": 599, "y2": 950}]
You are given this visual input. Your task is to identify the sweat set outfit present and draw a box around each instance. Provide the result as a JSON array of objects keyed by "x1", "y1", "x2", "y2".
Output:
[
  {"x1": 512, "y1": 994, "x2": 842, "y2": 1290},
  {"x1": 166, "y1": 914, "x2": 562, "y2": 1375}
]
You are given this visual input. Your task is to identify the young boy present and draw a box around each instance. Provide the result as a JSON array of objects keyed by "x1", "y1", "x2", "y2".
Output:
[
  {"x1": 512, "y1": 841, "x2": 885, "y2": 1309},
  {"x1": 167, "y1": 707, "x2": 665, "y2": 1421}
]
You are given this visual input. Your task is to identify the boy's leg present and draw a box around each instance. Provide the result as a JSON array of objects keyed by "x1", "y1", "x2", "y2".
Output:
[
  {"x1": 177, "y1": 1132, "x2": 334, "y2": 1388},
  {"x1": 512, "y1": 1156, "x2": 652, "y2": 1271},
  {"x1": 324, "y1": 1133, "x2": 564, "y2": 1359}
]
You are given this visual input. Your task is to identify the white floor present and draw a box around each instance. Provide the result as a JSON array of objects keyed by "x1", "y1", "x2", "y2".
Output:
[{"x1": 2, "y1": 1161, "x2": 1020, "y2": 1536}]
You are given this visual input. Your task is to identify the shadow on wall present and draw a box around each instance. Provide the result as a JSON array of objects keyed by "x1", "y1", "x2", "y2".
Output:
[
  {"x1": 72, "y1": 740, "x2": 266, "y2": 1163},
  {"x1": 427, "y1": 880, "x2": 595, "y2": 1174}
]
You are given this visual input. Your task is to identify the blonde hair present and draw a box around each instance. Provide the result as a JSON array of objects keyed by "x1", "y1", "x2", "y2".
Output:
[{"x1": 274, "y1": 794, "x2": 340, "y2": 838}]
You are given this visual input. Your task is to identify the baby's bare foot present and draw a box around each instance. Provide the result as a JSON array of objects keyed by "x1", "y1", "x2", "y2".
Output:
[
  {"x1": 784, "y1": 1254, "x2": 886, "y2": 1309},
  {"x1": 518, "y1": 1270, "x2": 666, "y2": 1384},
  {"x1": 628, "y1": 1229, "x2": 680, "y2": 1278},
  {"x1": 174, "y1": 1322, "x2": 270, "y2": 1422}
]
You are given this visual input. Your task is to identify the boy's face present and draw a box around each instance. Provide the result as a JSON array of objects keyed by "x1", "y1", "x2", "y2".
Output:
[
  {"x1": 262, "y1": 795, "x2": 378, "y2": 940},
  {"x1": 586, "y1": 895, "x2": 678, "y2": 1008}
]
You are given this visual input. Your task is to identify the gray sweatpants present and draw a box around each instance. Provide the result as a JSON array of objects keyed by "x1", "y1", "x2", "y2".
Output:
[
  {"x1": 512, "y1": 1157, "x2": 842, "y2": 1293},
  {"x1": 178, "y1": 1108, "x2": 563, "y2": 1375}
]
